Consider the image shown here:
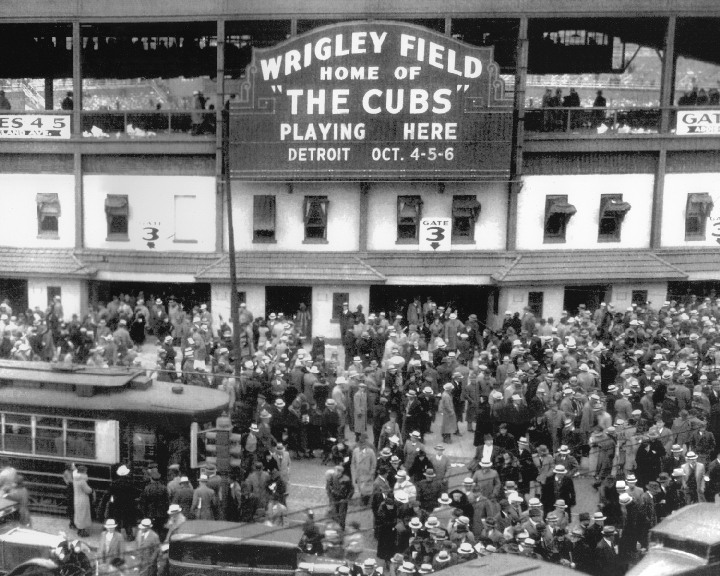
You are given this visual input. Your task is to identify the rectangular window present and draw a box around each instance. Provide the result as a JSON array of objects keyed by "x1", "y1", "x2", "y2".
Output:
[
  {"x1": 253, "y1": 195, "x2": 276, "y2": 242},
  {"x1": 303, "y1": 196, "x2": 329, "y2": 241},
  {"x1": 397, "y1": 196, "x2": 423, "y2": 241},
  {"x1": 36, "y1": 193, "x2": 61, "y2": 238},
  {"x1": 598, "y1": 194, "x2": 631, "y2": 242},
  {"x1": 452, "y1": 195, "x2": 481, "y2": 242},
  {"x1": 174, "y1": 195, "x2": 197, "y2": 243},
  {"x1": 332, "y1": 292, "x2": 349, "y2": 321},
  {"x1": 631, "y1": 290, "x2": 648, "y2": 307},
  {"x1": 0, "y1": 413, "x2": 96, "y2": 459},
  {"x1": 105, "y1": 195, "x2": 129, "y2": 240},
  {"x1": 685, "y1": 193, "x2": 714, "y2": 240},
  {"x1": 47, "y1": 286, "x2": 61, "y2": 307},
  {"x1": 528, "y1": 291, "x2": 544, "y2": 318},
  {"x1": 544, "y1": 195, "x2": 576, "y2": 243}
]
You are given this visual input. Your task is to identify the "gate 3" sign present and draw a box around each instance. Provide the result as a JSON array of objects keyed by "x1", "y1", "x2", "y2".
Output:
[{"x1": 229, "y1": 21, "x2": 512, "y2": 181}]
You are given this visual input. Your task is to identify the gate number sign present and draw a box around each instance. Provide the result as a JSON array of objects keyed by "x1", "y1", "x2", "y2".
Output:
[{"x1": 420, "y1": 218, "x2": 451, "y2": 252}]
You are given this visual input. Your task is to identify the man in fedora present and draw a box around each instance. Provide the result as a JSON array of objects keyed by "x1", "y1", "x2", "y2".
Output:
[
  {"x1": 165, "y1": 504, "x2": 187, "y2": 543},
  {"x1": 135, "y1": 518, "x2": 161, "y2": 576},
  {"x1": 416, "y1": 468, "x2": 442, "y2": 513},
  {"x1": 98, "y1": 518, "x2": 125, "y2": 564},
  {"x1": 541, "y1": 464, "x2": 576, "y2": 517}
]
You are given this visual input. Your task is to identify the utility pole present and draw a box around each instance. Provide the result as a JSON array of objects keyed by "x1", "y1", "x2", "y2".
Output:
[{"x1": 223, "y1": 108, "x2": 242, "y2": 377}]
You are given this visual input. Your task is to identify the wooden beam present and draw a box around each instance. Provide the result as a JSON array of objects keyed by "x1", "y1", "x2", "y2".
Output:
[
  {"x1": 650, "y1": 150, "x2": 667, "y2": 249},
  {"x1": 72, "y1": 21, "x2": 81, "y2": 136},
  {"x1": 660, "y1": 16, "x2": 676, "y2": 133}
]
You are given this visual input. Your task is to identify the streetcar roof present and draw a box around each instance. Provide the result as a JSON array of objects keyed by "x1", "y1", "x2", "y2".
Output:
[
  {"x1": 0, "y1": 378, "x2": 229, "y2": 419},
  {"x1": 0, "y1": 360, "x2": 143, "y2": 388},
  {"x1": 432, "y1": 555, "x2": 579, "y2": 576}
]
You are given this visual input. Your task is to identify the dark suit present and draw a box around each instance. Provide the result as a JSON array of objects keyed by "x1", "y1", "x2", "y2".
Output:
[
  {"x1": 593, "y1": 538, "x2": 622, "y2": 576},
  {"x1": 541, "y1": 474, "x2": 576, "y2": 514}
]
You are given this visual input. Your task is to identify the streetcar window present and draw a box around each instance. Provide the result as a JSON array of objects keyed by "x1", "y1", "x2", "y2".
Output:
[
  {"x1": 0, "y1": 413, "x2": 96, "y2": 460},
  {"x1": 36, "y1": 417, "x2": 63, "y2": 456},
  {"x1": 66, "y1": 432, "x2": 95, "y2": 459}
]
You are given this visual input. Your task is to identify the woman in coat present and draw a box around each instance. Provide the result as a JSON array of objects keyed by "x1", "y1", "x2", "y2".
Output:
[
  {"x1": 73, "y1": 465, "x2": 93, "y2": 537},
  {"x1": 440, "y1": 383, "x2": 457, "y2": 444}
]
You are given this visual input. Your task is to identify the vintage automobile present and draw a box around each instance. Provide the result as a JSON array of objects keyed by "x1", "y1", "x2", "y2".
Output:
[
  {"x1": 627, "y1": 503, "x2": 720, "y2": 576},
  {"x1": 169, "y1": 521, "x2": 345, "y2": 576}
]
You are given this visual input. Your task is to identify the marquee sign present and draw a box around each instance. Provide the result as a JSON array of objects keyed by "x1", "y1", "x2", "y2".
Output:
[
  {"x1": 676, "y1": 110, "x2": 720, "y2": 135},
  {"x1": 228, "y1": 21, "x2": 513, "y2": 181}
]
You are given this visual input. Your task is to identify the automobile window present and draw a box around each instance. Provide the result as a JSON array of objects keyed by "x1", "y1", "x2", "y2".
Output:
[{"x1": 652, "y1": 534, "x2": 710, "y2": 560}]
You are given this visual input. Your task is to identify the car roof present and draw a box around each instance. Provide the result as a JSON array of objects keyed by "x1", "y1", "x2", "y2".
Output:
[
  {"x1": 432, "y1": 554, "x2": 579, "y2": 576},
  {"x1": 651, "y1": 503, "x2": 720, "y2": 547},
  {"x1": 171, "y1": 521, "x2": 299, "y2": 548}
]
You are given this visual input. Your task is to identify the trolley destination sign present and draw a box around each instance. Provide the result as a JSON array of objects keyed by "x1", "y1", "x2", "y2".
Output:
[{"x1": 229, "y1": 21, "x2": 513, "y2": 181}]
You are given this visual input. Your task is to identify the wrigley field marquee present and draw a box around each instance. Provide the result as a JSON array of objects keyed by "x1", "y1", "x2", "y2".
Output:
[{"x1": 229, "y1": 21, "x2": 513, "y2": 181}]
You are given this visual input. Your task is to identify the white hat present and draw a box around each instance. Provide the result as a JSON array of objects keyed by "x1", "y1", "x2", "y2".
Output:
[
  {"x1": 168, "y1": 504, "x2": 182, "y2": 515},
  {"x1": 116, "y1": 465, "x2": 130, "y2": 477}
]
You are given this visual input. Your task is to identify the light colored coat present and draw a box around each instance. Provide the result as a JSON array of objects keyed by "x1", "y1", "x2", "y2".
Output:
[
  {"x1": 440, "y1": 390, "x2": 457, "y2": 435},
  {"x1": 353, "y1": 389, "x2": 368, "y2": 433},
  {"x1": 681, "y1": 461, "x2": 706, "y2": 502},
  {"x1": 351, "y1": 445, "x2": 377, "y2": 496},
  {"x1": 73, "y1": 471, "x2": 93, "y2": 530}
]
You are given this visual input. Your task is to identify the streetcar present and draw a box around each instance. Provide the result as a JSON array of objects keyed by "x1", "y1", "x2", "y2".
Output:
[{"x1": 0, "y1": 360, "x2": 230, "y2": 514}]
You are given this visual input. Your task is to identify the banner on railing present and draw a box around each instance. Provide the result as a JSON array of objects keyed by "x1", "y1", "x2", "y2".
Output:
[
  {"x1": 676, "y1": 110, "x2": 720, "y2": 135},
  {"x1": 0, "y1": 114, "x2": 71, "y2": 139}
]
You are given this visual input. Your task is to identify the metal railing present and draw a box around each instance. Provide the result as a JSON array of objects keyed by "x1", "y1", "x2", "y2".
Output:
[
  {"x1": 525, "y1": 106, "x2": 662, "y2": 134},
  {"x1": 81, "y1": 110, "x2": 216, "y2": 138}
]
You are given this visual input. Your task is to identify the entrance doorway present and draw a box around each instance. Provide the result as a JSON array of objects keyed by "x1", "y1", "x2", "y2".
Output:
[
  {"x1": 265, "y1": 286, "x2": 312, "y2": 326},
  {"x1": 563, "y1": 284, "x2": 609, "y2": 315},
  {"x1": 0, "y1": 279, "x2": 28, "y2": 312},
  {"x1": 369, "y1": 285, "x2": 493, "y2": 327},
  {"x1": 88, "y1": 280, "x2": 211, "y2": 313}
]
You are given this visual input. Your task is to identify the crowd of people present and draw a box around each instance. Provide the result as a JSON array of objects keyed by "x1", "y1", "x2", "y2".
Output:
[{"x1": 4, "y1": 291, "x2": 720, "y2": 575}]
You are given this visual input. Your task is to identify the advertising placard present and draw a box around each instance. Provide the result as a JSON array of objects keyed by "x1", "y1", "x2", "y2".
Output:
[
  {"x1": 676, "y1": 110, "x2": 720, "y2": 135},
  {"x1": 229, "y1": 21, "x2": 512, "y2": 180},
  {"x1": 419, "y1": 217, "x2": 452, "y2": 251},
  {"x1": 0, "y1": 114, "x2": 71, "y2": 139}
]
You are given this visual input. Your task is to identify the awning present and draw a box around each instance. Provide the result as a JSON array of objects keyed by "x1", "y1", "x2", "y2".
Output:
[
  {"x1": 304, "y1": 196, "x2": 328, "y2": 225},
  {"x1": 601, "y1": 199, "x2": 631, "y2": 218},
  {"x1": 36, "y1": 193, "x2": 61, "y2": 216},
  {"x1": 452, "y1": 197, "x2": 481, "y2": 219},
  {"x1": 545, "y1": 200, "x2": 576, "y2": 221},
  {"x1": 689, "y1": 192, "x2": 714, "y2": 214},
  {"x1": 399, "y1": 196, "x2": 423, "y2": 220},
  {"x1": 253, "y1": 195, "x2": 276, "y2": 231},
  {"x1": 105, "y1": 195, "x2": 129, "y2": 216}
]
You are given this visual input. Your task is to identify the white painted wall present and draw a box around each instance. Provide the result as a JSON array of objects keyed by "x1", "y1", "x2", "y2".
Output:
[
  {"x1": 661, "y1": 173, "x2": 720, "y2": 247},
  {"x1": 228, "y1": 181, "x2": 360, "y2": 252},
  {"x1": 516, "y1": 174, "x2": 654, "y2": 250},
  {"x1": 313, "y1": 285, "x2": 369, "y2": 341},
  {"x1": 27, "y1": 278, "x2": 87, "y2": 320},
  {"x1": 83, "y1": 175, "x2": 216, "y2": 251},
  {"x1": 0, "y1": 174, "x2": 75, "y2": 248},
  {"x1": 366, "y1": 181, "x2": 507, "y2": 251},
  {"x1": 497, "y1": 285, "x2": 565, "y2": 328},
  {"x1": 210, "y1": 283, "x2": 266, "y2": 330},
  {"x1": 609, "y1": 282, "x2": 668, "y2": 310}
]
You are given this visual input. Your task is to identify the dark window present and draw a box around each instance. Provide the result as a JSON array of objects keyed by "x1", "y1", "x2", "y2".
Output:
[
  {"x1": 47, "y1": 286, "x2": 61, "y2": 306},
  {"x1": 528, "y1": 291, "x2": 544, "y2": 317},
  {"x1": 452, "y1": 195, "x2": 481, "y2": 241},
  {"x1": 303, "y1": 196, "x2": 329, "y2": 240},
  {"x1": 631, "y1": 290, "x2": 648, "y2": 307},
  {"x1": 332, "y1": 292, "x2": 349, "y2": 321},
  {"x1": 253, "y1": 195, "x2": 276, "y2": 242},
  {"x1": 36, "y1": 193, "x2": 61, "y2": 237},
  {"x1": 105, "y1": 195, "x2": 129, "y2": 239},
  {"x1": 685, "y1": 193, "x2": 714, "y2": 240},
  {"x1": 237, "y1": 291, "x2": 246, "y2": 305},
  {"x1": 598, "y1": 194, "x2": 630, "y2": 242},
  {"x1": 544, "y1": 195, "x2": 576, "y2": 242},
  {"x1": 397, "y1": 196, "x2": 423, "y2": 241}
]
